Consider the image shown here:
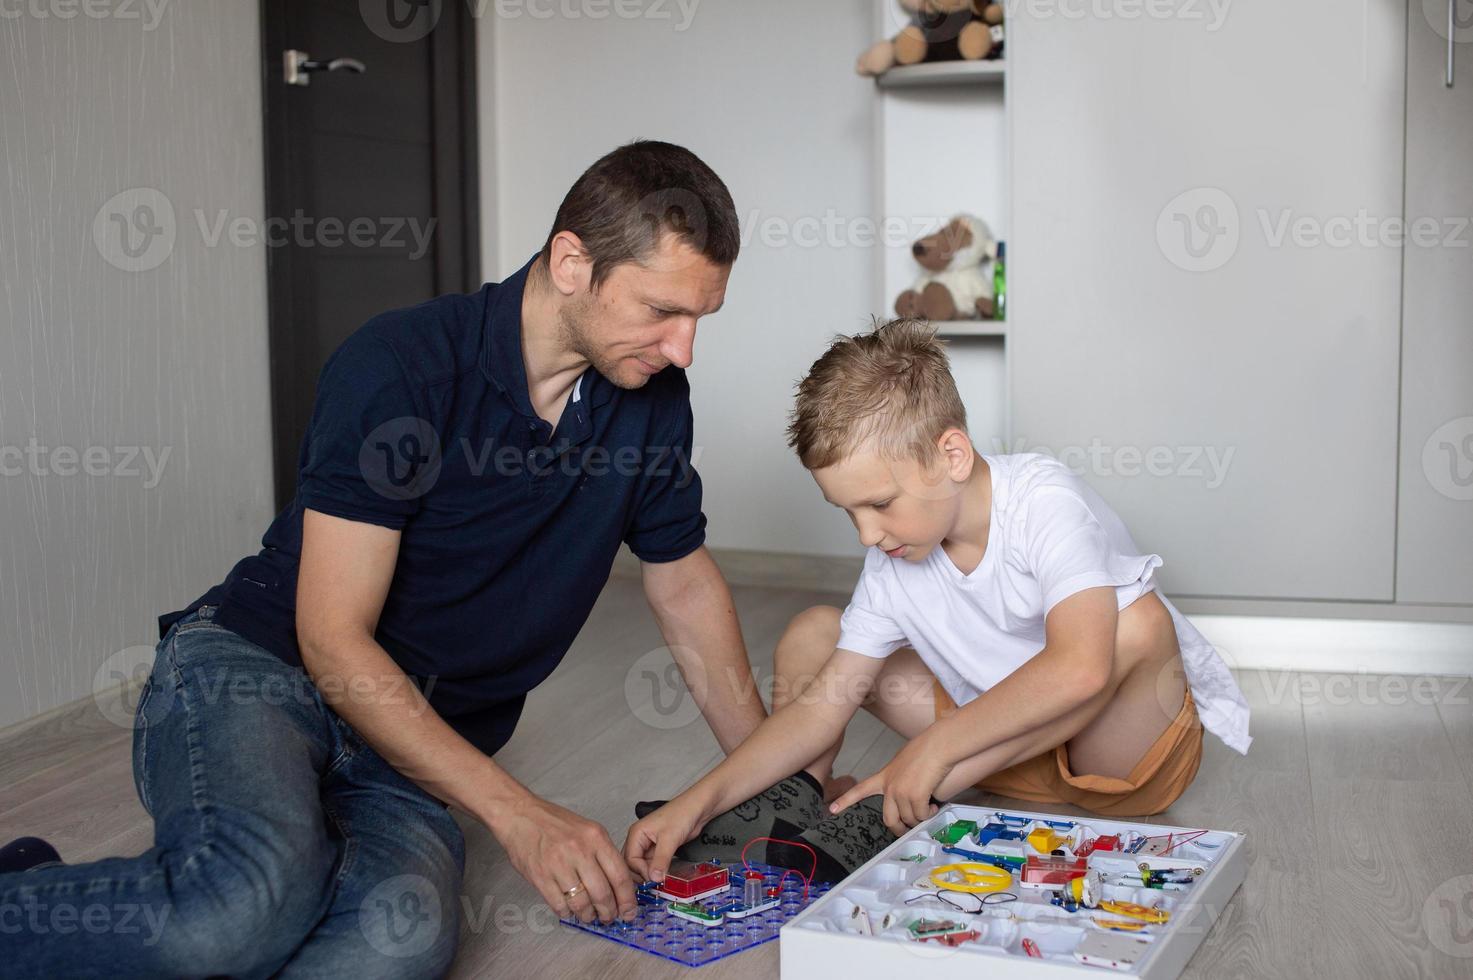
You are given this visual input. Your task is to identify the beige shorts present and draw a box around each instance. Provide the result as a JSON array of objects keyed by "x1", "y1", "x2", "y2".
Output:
[{"x1": 933, "y1": 681, "x2": 1204, "y2": 818}]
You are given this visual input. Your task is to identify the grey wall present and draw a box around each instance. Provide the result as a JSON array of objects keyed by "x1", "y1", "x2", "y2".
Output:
[
  {"x1": 0, "y1": 2, "x2": 276, "y2": 731},
  {"x1": 478, "y1": 0, "x2": 890, "y2": 559}
]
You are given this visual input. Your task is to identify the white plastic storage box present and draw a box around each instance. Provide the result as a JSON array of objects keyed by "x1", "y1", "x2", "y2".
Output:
[{"x1": 781, "y1": 804, "x2": 1246, "y2": 979}]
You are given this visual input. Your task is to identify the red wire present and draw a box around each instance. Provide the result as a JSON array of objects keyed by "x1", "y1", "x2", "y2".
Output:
[
  {"x1": 1141, "y1": 829, "x2": 1208, "y2": 856},
  {"x1": 741, "y1": 836, "x2": 816, "y2": 901}
]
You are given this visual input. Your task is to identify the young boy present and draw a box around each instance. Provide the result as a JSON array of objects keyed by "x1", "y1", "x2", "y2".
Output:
[{"x1": 624, "y1": 318, "x2": 1251, "y2": 886}]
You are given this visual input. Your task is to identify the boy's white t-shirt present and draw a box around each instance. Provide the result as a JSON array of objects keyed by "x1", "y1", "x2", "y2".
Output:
[{"x1": 836, "y1": 452, "x2": 1252, "y2": 755}]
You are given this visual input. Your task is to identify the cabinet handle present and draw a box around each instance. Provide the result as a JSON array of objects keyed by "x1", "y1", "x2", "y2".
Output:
[{"x1": 1449, "y1": 0, "x2": 1456, "y2": 88}]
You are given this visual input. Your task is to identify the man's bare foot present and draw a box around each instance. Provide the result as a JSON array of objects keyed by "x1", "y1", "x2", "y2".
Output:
[{"x1": 823, "y1": 774, "x2": 857, "y2": 804}]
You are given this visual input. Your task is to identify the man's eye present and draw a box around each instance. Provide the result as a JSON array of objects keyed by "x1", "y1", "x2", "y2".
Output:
[{"x1": 650, "y1": 306, "x2": 673, "y2": 317}]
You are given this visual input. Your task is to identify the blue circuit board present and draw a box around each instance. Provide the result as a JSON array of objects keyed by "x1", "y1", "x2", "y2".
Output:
[{"x1": 562, "y1": 863, "x2": 832, "y2": 967}]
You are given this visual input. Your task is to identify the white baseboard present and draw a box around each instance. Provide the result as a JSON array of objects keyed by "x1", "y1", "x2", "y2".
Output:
[{"x1": 1189, "y1": 615, "x2": 1473, "y2": 678}]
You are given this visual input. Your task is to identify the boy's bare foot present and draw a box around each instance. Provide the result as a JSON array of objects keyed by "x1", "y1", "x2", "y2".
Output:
[{"x1": 823, "y1": 774, "x2": 857, "y2": 804}]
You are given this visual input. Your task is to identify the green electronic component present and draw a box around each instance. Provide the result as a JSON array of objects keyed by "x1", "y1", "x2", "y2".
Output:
[
  {"x1": 908, "y1": 918, "x2": 966, "y2": 939},
  {"x1": 666, "y1": 901, "x2": 724, "y2": 927},
  {"x1": 931, "y1": 820, "x2": 979, "y2": 845}
]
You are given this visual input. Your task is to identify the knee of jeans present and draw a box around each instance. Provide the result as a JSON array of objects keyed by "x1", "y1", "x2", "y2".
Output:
[
  {"x1": 349, "y1": 833, "x2": 465, "y2": 979},
  {"x1": 352, "y1": 889, "x2": 463, "y2": 980},
  {"x1": 150, "y1": 817, "x2": 337, "y2": 977}
]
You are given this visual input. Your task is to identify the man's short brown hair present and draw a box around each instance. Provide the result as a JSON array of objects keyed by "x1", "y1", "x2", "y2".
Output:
[
  {"x1": 787, "y1": 318, "x2": 968, "y2": 470},
  {"x1": 541, "y1": 140, "x2": 740, "y2": 288}
]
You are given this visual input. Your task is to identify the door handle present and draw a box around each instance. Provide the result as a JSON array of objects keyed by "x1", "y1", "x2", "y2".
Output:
[{"x1": 283, "y1": 49, "x2": 368, "y2": 87}]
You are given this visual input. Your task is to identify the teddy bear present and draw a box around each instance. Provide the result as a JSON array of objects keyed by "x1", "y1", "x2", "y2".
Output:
[
  {"x1": 895, "y1": 213, "x2": 998, "y2": 321},
  {"x1": 856, "y1": 0, "x2": 1004, "y2": 77}
]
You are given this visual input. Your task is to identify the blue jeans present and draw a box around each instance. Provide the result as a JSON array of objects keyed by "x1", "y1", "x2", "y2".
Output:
[{"x1": 0, "y1": 605, "x2": 466, "y2": 979}]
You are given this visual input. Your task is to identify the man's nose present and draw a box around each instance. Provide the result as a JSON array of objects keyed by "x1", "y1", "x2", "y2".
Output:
[{"x1": 660, "y1": 318, "x2": 696, "y2": 369}]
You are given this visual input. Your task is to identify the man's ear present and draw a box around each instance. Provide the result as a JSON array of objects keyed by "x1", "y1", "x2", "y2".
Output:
[{"x1": 544, "y1": 231, "x2": 592, "y2": 298}]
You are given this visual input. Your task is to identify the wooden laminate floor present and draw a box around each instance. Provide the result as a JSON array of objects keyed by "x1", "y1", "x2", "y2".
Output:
[{"x1": 2, "y1": 577, "x2": 1472, "y2": 978}]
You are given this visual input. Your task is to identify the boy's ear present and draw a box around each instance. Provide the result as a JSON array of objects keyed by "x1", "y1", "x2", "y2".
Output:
[{"x1": 937, "y1": 428, "x2": 975, "y2": 481}]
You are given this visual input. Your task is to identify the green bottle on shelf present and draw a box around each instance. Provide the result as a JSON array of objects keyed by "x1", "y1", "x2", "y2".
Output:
[{"x1": 992, "y1": 240, "x2": 1006, "y2": 322}]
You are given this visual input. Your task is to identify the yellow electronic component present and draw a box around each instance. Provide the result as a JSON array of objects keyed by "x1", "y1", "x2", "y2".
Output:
[
  {"x1": 1094, "y1": 916, "x2": 1151, "y2": 931},
  {"x1": 1097, "y1": 900, "x2": 1170, "y2": 924},
  {"x1": 1027, "y1": 827, "x2": 1065, "y2": 853},
  {"x1": 928, "y1": 862, "x2": 1013, "y2": 894}
]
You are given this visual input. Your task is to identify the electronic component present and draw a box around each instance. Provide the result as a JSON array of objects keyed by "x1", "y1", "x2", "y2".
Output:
[
  {"x1": 930, "y1": 819, "x2": 978, "y2": 845},
  {"x1": 941, "y1": 844, "x2": 1023, "y2": 870},
  {"x1": 743, "y1": 870, "x2": 764, "y2": 907},
  {"x1": 654, "y1": 861, "x2": 730, "y2": 902},
  {"x1": 1139, "y1": 867, "x2": 1200, "y2": 890},
  {"x1": 1097, "y1": 900, "x2": 1170, "y2": 924},
  {"x1": 1020, "y1": 854, "x2": 1088, "y2": 889},
  {"x1": 718, "y1": 897, "x2": 781, "y2": 920},
  {"x1": 975, "y1": 820, "x2": 1025, "y2": 845},
  {"x1": 1073, "y1": 930, "x2": 1152, "y2": 970},
  {"x1": 665, "y1": 901, "x2": 724, "y2": 927},
  {"x1": 907, "y1": 917, "x2": 969, "y2": 940},
  {"x1": 1027, "y1": 827, "x2": 1068, "y2": 853},
  {"x1": 928, "y1": 861, "x2": 1013, "y2": 893}
]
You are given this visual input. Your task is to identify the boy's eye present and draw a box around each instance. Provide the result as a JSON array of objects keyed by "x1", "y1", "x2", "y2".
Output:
[
  {"x1": 649, "y1": 306, "x2": 674, "y2": 318},
  {"x1": 873, "y1": 501, "x2": 891, "y2": 511}
]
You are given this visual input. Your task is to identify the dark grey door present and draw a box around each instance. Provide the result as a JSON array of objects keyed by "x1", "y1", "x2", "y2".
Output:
[{"x1": 261, "y1": 0, "x2": 479, "y2": 509}]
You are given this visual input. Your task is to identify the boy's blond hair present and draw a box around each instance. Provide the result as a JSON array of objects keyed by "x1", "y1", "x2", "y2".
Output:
[{"x1": 787, "y1": 317, "x2": 968, "y2": 470}]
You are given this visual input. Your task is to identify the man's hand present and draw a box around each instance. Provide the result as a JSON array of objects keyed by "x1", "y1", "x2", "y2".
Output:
[
  {"x1": 827, "y1": 732, "x2": 953, "y2": 836},
  {"x1": 488, "y1": 793, "x2": 638, "y2": 925},
  {"x1": 621, "y1": 797, "x2": 705, "y2": 884}
]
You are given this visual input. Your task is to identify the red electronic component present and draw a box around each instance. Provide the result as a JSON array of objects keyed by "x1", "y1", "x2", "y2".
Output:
[
  {"x1": 1021, "y1": 855, "x2": 1088, "y2": 887},
  {"x1": 1093, "y1": 835, "x2": 1122, "y2": 852},
  {"x1": 657, "y1": 861, "x2": 730, "y2": 901}
]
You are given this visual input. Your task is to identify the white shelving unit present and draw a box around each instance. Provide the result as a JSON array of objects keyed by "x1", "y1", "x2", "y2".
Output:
[{"x1": 870, "y1": 0, "x2": 1011, "y2": 447}]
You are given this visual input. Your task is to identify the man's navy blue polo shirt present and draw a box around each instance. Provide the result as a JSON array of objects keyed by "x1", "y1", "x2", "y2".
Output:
[{"x1": 159, "y1": 256, "x2": 707, "y2": 754}]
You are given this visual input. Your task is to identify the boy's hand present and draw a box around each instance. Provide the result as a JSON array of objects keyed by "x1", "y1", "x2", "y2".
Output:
[
  {"x1": 622, "y1": 797, "x2": 704, "y2": 884},
  {"x1": 828, "y1": 733, "x2": 953, "y2": 836}
]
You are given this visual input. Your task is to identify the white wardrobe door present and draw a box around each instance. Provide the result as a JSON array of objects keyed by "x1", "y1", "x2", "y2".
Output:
[
  {"x1": 1396, "y1": 1, "x2": 1473, "y2": 605},
  {"x1": 1008, "y1": 3, "x2": 1406, "y2": 600}
]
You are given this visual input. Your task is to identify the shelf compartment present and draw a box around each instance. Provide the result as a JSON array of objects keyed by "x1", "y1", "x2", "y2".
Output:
[
  {"x1": 932, "y1": 320, "x2": 1006, "y2": 338},
  {"x1": 875, "y1": 60, "x2": 1005, "y2": 89}
]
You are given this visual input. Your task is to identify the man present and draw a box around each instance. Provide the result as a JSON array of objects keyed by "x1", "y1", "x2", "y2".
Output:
[{"x1": 0, "y1": 141, "x2": 765, "y2": 978}]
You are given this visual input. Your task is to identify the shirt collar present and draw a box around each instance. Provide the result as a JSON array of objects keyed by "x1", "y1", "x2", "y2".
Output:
[{"x1": 479, "y1": 254, "x2": 614, "y2": 417}]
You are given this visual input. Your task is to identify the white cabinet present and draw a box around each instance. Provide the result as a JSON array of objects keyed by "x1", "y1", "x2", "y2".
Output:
[
  {"x1": 1007, "y1": 2, "x2": 1408, "y2": 601},
  {"x1": 1396, "y1": 1, "x2": 1473, "y2": 604}
]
